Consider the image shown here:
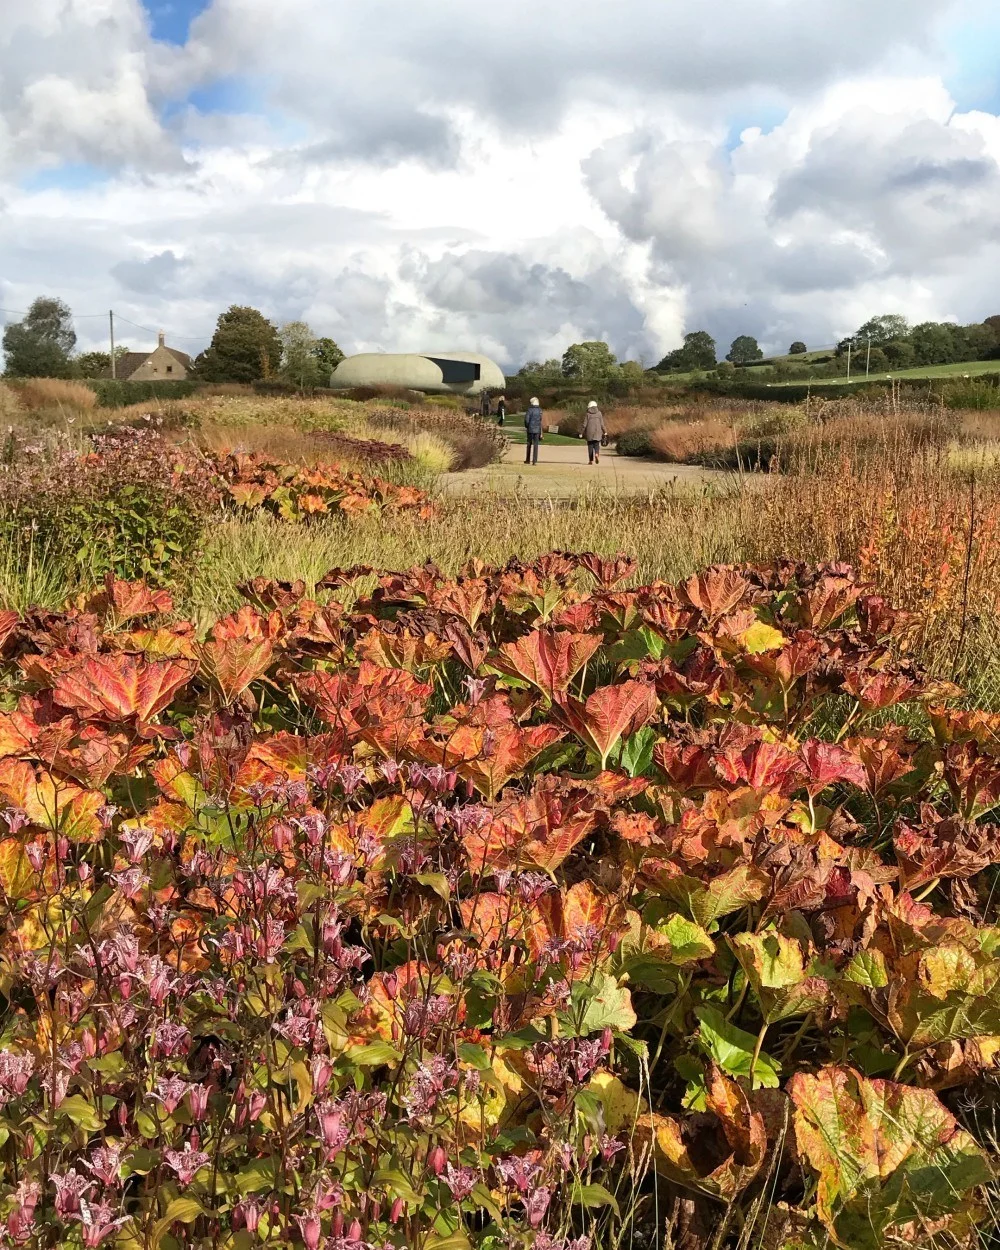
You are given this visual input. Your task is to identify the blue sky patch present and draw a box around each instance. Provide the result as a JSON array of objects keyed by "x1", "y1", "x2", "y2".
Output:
[
  {"x1": 23, "y1": 164, "x2": 112, "y2": 194},
  {"x1": 143, "y1": 0, "x2": 212, "y2": 45},
  {"x1": 725, "y1": 104, "x2": 789, "y2": 152},
  {"x1": 944, "y1": 12, "x2": 1000, "y2": 112}
]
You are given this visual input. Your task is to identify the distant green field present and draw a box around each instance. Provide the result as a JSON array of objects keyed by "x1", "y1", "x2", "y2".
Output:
[{"x1": 767, "y1": 358, "x2": 1000, "y2": 387}]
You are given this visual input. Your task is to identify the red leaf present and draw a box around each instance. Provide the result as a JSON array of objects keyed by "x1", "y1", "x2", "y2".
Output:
[
  {"x1": 800, "y1": 739, "x2": 866, "y2": 793},
  {"x1": 0, "y1": 610, "x2": 19, "y2": 656},
  {"x1": 52, "y1": 654, "x2": 196, "y2": 725},
  {"x1": 79, "y1": 574, "x2": 173, "y2": 623},
  {"x1": 494, "y1": 629, "x2": 601, "y2": 697},
  {"x1": 682, "y1": 568, "x2": 751, "y2": 621},
  {"x1": 556, "y1": 681, "x2": 659, "y2": 766},
  {"x1": 577, "y1": 552, "x2": 638, "y2": 588}
]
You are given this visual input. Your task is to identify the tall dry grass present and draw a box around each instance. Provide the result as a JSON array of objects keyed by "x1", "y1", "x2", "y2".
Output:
[
  {"x1": 648, "y1": 417, "x2": 739, "y2": 462},
  {"x1": 10, "y1": 378, "x2": 97, "y2": 413},
  {"x1": 0, "y1": 382, "x2": 24, "y2": 423}
]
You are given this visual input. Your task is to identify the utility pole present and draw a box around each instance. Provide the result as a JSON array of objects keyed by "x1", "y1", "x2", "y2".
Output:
[
  {"x1": 847, "y1": 338, "x2": 852, "y2": 381},
  {"x1": 865, "y1": 335, "x2": 871, "y2": 378},
  {"x1": 110, "y1": 311, "x2": 116, "y2": 380}
]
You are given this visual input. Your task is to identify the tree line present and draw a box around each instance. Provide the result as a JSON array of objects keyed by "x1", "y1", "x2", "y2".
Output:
[
  {"x1": 653, "y1": 313, "x2": 1000, "y2": 378},
  {"x1": 1, "y1": 298, "x2": 344, "y2": 386}
]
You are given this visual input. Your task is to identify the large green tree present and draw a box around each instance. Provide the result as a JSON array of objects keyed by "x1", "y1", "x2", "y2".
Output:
[
  {"x1": 789, "y1": 341, "x2": 807, "y2": 355},
  {"x1": 855, "y1": 314, "x2": 909, "y2": 346},
  {"x1": 726, "y1": 335, "x2": 763, "y2": 365},
  {"x1": 194, "y1": 306, "x2": 282, "y2": 383},
  {"x1": 656, "y1": 330, "x2": 717, "y2": 373},
  {"x1": 2, "y1": 297, "x2": 77, "y2": 378},
  {"x1": 910, "y1": 322, "x2": 963, "y2": 366},
  {"x1": 561, "y1": 341, "x2": 618, "y2": 386},
  {"x1": 279, "y1": 321, "x2": 325, "y2": 388},
  {"x1": 74, "y1": 346, "x2": 129, "y2": 379},
  {"x1": 312, "y1": 336, "x2": 345, "y2": 382}
]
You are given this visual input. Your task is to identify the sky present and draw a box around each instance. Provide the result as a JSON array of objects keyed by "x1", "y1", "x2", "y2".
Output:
[{"x1": 1, "y1": 0, "x2": 1000, "y2": 369}]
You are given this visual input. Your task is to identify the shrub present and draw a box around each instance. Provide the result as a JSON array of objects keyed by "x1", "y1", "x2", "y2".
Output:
[
  {"x1": 0, "y1": 425, "x2": 219, "y2": 587},
  {"x1": 0, "y1": 556, "x2": 997, "y2": 1249},
  {"x1": 422, "y1": 393, "x2": 464, "y2": 410},
  {"x1": 615, "y1": 427, "x2": 655, "y2": 456},
  {"x1": 88, "y1": 379, "x2": 199, "y2": 408},
  {"x1": 341, "y1": 384, "x2": 425, "y2": 404}
]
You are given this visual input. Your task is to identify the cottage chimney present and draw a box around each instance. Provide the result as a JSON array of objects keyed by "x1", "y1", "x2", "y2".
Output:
[{"x1": 158, "y1": 330, "x2": 166, "y2": 348}]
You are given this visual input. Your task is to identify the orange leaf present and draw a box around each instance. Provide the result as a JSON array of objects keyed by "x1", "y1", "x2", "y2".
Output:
[
  {"x1": 494, "y1": 629, "x2": 601, "y2": 697},
  {"x1": 556, "y1": 681, "x2": 658, "y2": 766},
  {"x1": 52, "y1": 654, "x2": 196, "y2": 724}
]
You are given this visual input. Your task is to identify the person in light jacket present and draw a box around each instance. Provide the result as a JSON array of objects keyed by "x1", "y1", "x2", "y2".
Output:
[
  {"x1": 524, "y1": 398, "x2": 543, "y2": 465},
  {"x1": 580, "y1": 400, "x2": 606, "y2": 464}
]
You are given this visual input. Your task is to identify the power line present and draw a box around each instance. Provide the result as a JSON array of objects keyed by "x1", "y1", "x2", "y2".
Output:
[{"x1": 111, "y1": 315, "x2": 209, "y2": 344}]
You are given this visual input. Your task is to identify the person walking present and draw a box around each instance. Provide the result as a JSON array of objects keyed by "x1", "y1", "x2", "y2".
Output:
[
  {"x1": 480, "y1": 389, "x2": 491, "y2": 419},
  {"x1": 524, "y1": 397, "x2": 543, "y2": 465},
  {"x1": 495, "y1": 394, "x2": 507, "y2": 426},
  {"x1": 580, "y1": 400, "x2": 606, "y2": 464}
]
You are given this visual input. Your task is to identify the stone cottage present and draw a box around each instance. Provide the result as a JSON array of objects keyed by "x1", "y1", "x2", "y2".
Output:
[{"x1": 109, "y1": 332, "x2": 192, "y2": 381}]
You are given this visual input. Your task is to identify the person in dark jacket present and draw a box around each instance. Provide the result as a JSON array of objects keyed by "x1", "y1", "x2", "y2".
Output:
[
  {"x1": 480, "y1": 389, "x2": 491, "y2": 419},
  {"x1": 495, "y1": 394, "x2": 507, "y2": 426},
  {"x1": 524, "y1": 398, "x2": 543, "y2": 465},
  {"x1": 580, "y1": 400, "x2": 606, "y2": 464}
]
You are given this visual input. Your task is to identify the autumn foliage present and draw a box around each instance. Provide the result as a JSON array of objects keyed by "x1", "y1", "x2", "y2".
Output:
[{"x1": 1, "y1": 556, "x2": 999, "y2": 1248}]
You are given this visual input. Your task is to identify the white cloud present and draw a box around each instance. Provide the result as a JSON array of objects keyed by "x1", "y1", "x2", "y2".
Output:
[
  {"x1": 0, "y1": 0, "x2": 176, "y2": 176},
  {"x1": 2, "y1": 0, "x2": 999, "y2": 367}
]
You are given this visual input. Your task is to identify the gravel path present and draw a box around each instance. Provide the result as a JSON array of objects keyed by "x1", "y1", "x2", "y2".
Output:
[{"x1": 442, "y1": 442, "x2": 735, "y2": 497}]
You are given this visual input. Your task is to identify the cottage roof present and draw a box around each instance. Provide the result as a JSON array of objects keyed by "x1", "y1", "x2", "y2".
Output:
[{"x1": 100, "y1": 345, "x2": 193, "y2": 381}]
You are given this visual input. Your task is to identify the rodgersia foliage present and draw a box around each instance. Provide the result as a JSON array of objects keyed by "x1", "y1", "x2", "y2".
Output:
[{"x1": 0, "y1": 557, "x2": 998, "y2": 1248}]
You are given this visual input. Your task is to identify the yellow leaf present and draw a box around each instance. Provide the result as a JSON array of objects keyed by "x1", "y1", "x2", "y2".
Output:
[
  {"x1": 587, "y1": 1072, "x2": 648, "y2": 1136},
  {"x1": 738, "y1": 621, "x2": 786, "y2": 654}
]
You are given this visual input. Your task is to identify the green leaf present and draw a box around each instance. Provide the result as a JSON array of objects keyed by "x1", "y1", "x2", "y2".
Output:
[
  {"x1": 660, "y1": 914, "x2": 716, "y2": 964},
  {"x1": 618, "y1": 725, "x2": 658, "y2": 777},
  {"x1": 458, "y1": 1042, "x2": 492, "y2": 1070},
  {"x1": 574, "y1": 972, "x2": 637, "y2": 1035},
  {"x1": 426, "y1": 1233, "x2": 472, "y2": 1250},
  {"x1": 414, "y1": 871, "x2": 451, "y2": 902},
  {"x1": 233, "y1": 1157, "x2": 278, "y2": 1194},
  {"x1": 343, "y1": 1041, "x2": 402, "y2": 1067},
  {"x1": 125, "y1": 1147, "x2": 159, "y2": 1176},
  {"x1": 844, "y1": 950, "x2": 889, "y2": 989},
  {"x1": 573, "y1": 1182, "x2": 621, "y2": 1217},
  {"x1": 470, "y1": 1183, "x2": 503, "y2": 1222},
  {"x1": 375, "y1": 1168, "x2": 422, "y2": 1204},
  {"x1": 694, "y1": 1006, "x2": 780, "y2": 1089},
  {"x1": 162, "y1": 1198, "x2": 206, "y2": 1224},
  {"x1": 59, "y1": 1094, "x2": 104, "y2": 1131},
  {"x1": 135, "y1": 1109, "x2": 160, "y2": 1140},
  {"x1": 659, "y1": 864, "x2": 768, "y2": 928}
]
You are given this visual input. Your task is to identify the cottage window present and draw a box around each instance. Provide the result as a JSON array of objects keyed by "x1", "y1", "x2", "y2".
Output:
[{"x1": 166, "y1": 365, "x2": 173, "y2": 374}]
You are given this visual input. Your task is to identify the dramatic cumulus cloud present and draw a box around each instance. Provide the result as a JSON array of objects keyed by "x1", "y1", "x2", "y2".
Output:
[
  {"x1": 1, "y1": 0, "x2": 999, "y2": 365},
  {"x1": 0, "y1": 0, "x2": 176, "y2": 177}
]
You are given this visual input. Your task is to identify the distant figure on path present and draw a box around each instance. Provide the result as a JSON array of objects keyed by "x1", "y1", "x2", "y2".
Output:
[
  {"x1": 524, "y1": 397, "x2": 543, "y2": 465},
  {"x1": 495, "y1": 394, "x2": 507, "y2": 425},
  {"x1": 581, "y1": 400, "x2": 606, "y2": 464},
  {"x1": 480, "y1": 389, "x2": 491, "y2": 419}
]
